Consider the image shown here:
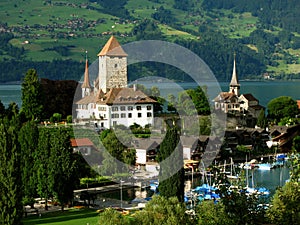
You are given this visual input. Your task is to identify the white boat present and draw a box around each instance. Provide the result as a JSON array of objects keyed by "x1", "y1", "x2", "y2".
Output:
[{"x1": 257, "y1": 163, "x2": 272, "y2": 170}]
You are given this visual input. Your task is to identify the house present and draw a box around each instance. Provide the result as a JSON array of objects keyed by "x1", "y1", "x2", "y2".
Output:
[
  {"x1": 74, "y1": 36, "x2": 156, "y2": 129},
  {"x1": 133, "y1": 138, "x2": 161, "y2": 165},
  {"x1": 70, "y1": 138, "x2": 95, "y2": 156},
  {"x1": 213, "y1": 54, "x2": 264, "y2": 118}
]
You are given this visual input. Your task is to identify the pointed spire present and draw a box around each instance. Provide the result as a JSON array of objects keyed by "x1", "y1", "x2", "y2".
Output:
[
  {"x1": 230, "y1": 53, "x2": 239, "y2": 86},
  {"x1": 81, "y1": 50, "x2": 91, "y2": 88},
  {"x1": 229, "y1": 52, "x2": 240, "y2": 95},
  {"x1": 97, "y1": 36, "x2": 127, "y2": 56}
]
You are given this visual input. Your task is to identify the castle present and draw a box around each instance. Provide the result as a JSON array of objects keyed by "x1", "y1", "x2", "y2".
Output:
[
  {"x1": 75, "y1": 36, "x2": 156, "y2": 129},
  {"x1": 213, "y1": 55, "x2": 264, "y2": 118}
]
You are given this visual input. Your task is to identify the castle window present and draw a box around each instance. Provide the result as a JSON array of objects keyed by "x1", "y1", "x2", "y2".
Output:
[
  {"x1": 147, "y1": 112, "x2": 152, "y2": 117},
  {"x1": 112, "y1": 106, "x2": 118, "y2": 111},
  {"x1": 147, "y1": 105, "x2": 152, "y2": 110},
  {"x1": 138, "y1": 113, "x2": 142, "y2": 118},
  {"x1": 120, "y1": 106, "x2": 126, "y2": 111},
  {"x1": 114, "y1": 64, "x2": 118, "y2": 68},
  {"x1": 111, "y1": 113, "x2": 119, "y2": 118},
  {"x1": 128, "y1": 106, "x2": 133, "y2": 111},
  {"x1": 121, "y1": 113, "x2": 126, "y2": 118},
  {"x1": 128, "y1": 113, "x2": 132, "y2": 118},
  {"x1": 136, "y1": 106, "x2": 142, "y2": 110}
]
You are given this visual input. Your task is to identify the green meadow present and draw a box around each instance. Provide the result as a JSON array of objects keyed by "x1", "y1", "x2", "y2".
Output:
[{"x1": 22, "y1": 208, "x2": 99, "y2": 225}]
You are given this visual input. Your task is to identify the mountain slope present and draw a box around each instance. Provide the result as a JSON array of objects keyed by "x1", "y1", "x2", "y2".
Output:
[{"x1": 1, "y1": 0, "x2": 300, "y2": 82}]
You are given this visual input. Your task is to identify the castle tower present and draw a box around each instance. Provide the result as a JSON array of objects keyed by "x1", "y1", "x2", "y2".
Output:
[
  {"x1": 81, "y1": 51, "x2": 91, "y2": 98},
  {"x1": 97, "y1": 36, "x2": 128, "y2": 93},
  {"x1": 229, "y1": 53, "x2": 240, "y2": 96}
]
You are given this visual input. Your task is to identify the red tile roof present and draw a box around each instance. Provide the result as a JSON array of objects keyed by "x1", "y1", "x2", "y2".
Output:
[
  {"x1": 297, "y1": 100, "x2": 300, "y2": 109},
  {"x1": 70, "y1": 138, "x2": 94, "y2": 147},
  {"x1": 97, "y1": 36, "x2": 127, "y2": 57},
  {"x1": 97, "y1": 88, "x2": 157, "y2": 105}
]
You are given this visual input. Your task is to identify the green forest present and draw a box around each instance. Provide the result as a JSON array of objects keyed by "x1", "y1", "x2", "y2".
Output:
[{"x1": 1, "y1": 0, "x2": 300, "y2": 83}]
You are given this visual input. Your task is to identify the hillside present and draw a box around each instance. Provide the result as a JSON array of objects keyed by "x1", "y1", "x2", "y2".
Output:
[{"x1": 1, "y1": 0, "x2": 300, "y2": 82}]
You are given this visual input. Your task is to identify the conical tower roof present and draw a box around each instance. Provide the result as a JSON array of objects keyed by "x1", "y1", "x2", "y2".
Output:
[
  {"x1": 230, "y1": 54, "x2": 240, "y2": 87},
  {"x1": 97, "y1": 36, "x2": 127, "y2": 57},
  {"x1": 81, "y1": 55, "x2": 91, "y2": 88}
]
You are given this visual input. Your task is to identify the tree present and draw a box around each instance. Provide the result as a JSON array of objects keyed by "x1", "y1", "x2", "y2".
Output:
[
  {"x1": 133, "y1": 195, "x2": 191, "y2": 225},
  {"x1": 0, "y1": 112, "x2": 23, "y2": 225},
  {"x1": 292, "y1": 135, "x2": 300, "y2": 152},
  {"x1": 19, "y1": 121, "x2": 39, "y2": 208},
  {"x1": 100, "y1": 128, "x2": 135, "y2": 175},
  {"x1": 21, "y1": 68, "x2": 43, "y2": 121},
  {"x1": 267, "y1": 96, "x2": 299, "y2": 123},
  {"x1": 98, "y1": 207, "x2": 132, "y2": 225},
  {"x1": 36, "y1": 127, "x2": 52, "y2": 210},
  {"x1": 49, "y1": 127, "x2": 78, "y2": 210},
  {"x1": 186, "y1": 86, "x2": 210, "y2": 115},
  {"x1": 196, "y1": 200, "x2": 232, "y2": 225},
  {"x1": 157, "y1": 120, "x2": 184, "y2": 202},
  {"x1": 256, "y1": 109, "x2": 267, "y2": 128},
  {"x1": 0, "y1": 100, "x2": 5, "y2": 117},
  {"x1": 267, "y1": 181, "x2": 300, "y2": 225}
]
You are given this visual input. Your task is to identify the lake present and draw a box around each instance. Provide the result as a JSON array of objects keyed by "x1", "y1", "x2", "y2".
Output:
[{"x1": 0, "y1": 80, "x2": 299, "y2": 108}]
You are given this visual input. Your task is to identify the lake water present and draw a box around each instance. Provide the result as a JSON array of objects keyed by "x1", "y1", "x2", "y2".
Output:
[{"x1": 1, "y1": 80, "x2": 299, "y2": 108}]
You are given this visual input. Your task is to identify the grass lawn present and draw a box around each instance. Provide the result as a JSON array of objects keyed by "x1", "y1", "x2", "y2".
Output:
[{"x1": 22, "y1": 208, "x2": 99, "y2": 225}]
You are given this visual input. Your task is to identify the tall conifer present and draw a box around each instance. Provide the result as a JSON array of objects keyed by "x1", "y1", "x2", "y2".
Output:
[
  {"x1": 0, "y1": 114, "x2": 23, "y2": 224},
  {"x1": 157, "y1": 119, "x2": 184, "y2": 202}
]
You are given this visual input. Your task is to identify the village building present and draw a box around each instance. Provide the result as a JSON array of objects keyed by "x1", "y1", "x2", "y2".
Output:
[
  {"x1": 75, "y1": 36, "x2": 156, "y2": 129},
  {"x1": 70, "y1": 138, "x2": 95, "y2": 156},
  {"x1": 213, "y1": 55, "x2": 264, "y2": 118}
]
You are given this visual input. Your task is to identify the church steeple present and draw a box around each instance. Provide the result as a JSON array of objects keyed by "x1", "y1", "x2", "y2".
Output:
[
  {"x1": 229, "y1": 53, "x2": 240, "y2": 96},
  {"x1": 81, "y1": 51, "x2": 91, "y2": 97}
]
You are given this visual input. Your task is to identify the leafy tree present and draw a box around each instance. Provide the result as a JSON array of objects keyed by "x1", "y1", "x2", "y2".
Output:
[
  {"x1": 5, "y1": 102, "x2": 19, "y2": 120},
  {"x1": 157, "y1": 120, "x2": 184, "y2": 202},
  {"x1": 196, "y1": 200, "x2": 233, "y2": 225},
  {"x1": 133, "y1": 195, "x2": 191, "y2": 225},
  {"x1": 256, "y1": 109, "x2": 267, "y2": 128},
  {"x1": 267, "y1": 181, "x2": 300, "y2": 225},
  {"x1": 0, "y1": 112, "x2": 23, "y2": 224},
  {"x1": 292, "y1": 135, "x2": 300, "y2": 152},
  {"x1": 267, "y1": 96, "x2": 299, "y2": 122},
  {"x1": 186, "y1": 86, "x2": 211, "y2": 115},
  {"x1": 19, "y1": 121, "x2": 39, "y2": 208},
  {"x1": 132, "y1": 19, "x2": 164, "y2": 40},
  {"x1": 101, "y1": 128, "x2": 135, "y2": 174},
  {"x1": 49, "y1": 127, "x2": 78, "y2": 210},
  {"x1": 21, "y1": 68, "x2": 43, "y2": 121},
  {"x1": 98, "y1": 207, "x2": 132, "y2": 225},
  {"x1": 36, "y1": 127, "x2": 52, "y2": 210},
  {"x1": 167, "y1": 94, "x2": 177, "y2": 113},
  {"x1": 0, "y1": 100, "x2": 4, "y2": 117},
  {"x1": 52, "y1": 113, "x2": 62, "y2": 123}
]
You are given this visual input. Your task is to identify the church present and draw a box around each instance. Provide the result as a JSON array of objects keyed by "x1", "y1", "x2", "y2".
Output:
[
  {"x1": 75, "y1": 36, "x2": 156, "y2": 129},
  {"x1": 213, "y1": 55, "x2": 264, "y2": 118}
]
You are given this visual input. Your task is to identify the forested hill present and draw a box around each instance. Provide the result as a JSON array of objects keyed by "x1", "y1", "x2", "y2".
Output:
[
  {"x1": 1, "y1": 0, "x2": 300, "y2": 83},
  {"x1": 203, "y1": 0, "x2": 300, "y2": 33}
]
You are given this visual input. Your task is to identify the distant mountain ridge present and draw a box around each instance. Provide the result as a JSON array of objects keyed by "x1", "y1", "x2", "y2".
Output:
[{"x1": 1, "y1": 0, "x2": 300, "y2": 82}]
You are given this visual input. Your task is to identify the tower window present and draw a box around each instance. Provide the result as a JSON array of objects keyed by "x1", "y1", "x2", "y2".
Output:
[
  {"x1": 138, "y1": 113, "x2": 142, "y2": 118},
  {"x1": 136, "y1": 106, "x2": 142, "y2": 110},
  {"x1": 114, "y1": 64, "x2": 118, "y2": 68}
]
